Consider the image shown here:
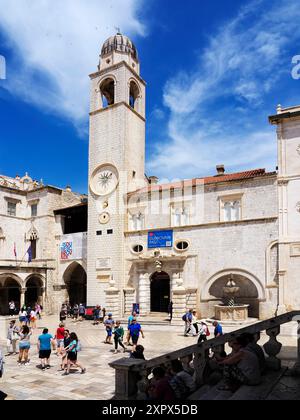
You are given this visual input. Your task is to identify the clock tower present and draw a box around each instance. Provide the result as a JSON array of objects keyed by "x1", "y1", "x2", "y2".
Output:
[{"x1": 87, "y1": 34, "x2": 146, "y2": 312}]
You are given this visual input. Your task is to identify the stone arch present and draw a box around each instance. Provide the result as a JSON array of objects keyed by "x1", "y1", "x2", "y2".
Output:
[
  {"x1": 266, "y1": 240, "x2": 279, "y2": 286},
  {"x1": 128, "y1": 78, "x2": 140, "y2": 111},
  {"x1": 201, "y1": 269, "x2": 265, "y2": 319},
  {"x1": 99, "y1": 75, "x2": 117, "y2": 108},
  {"x1": 63, "y1": 261, "x2": 87, "y2": 306},
  {"x1": 25, "y1": 275, "x2": 44, "y2": 307},
  {"x1": 0, "y1": 274, "x2": 22, "y2": 315}
]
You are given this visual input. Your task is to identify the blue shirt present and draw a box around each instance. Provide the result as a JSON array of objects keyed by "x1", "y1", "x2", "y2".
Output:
[
  {"x1": 129, "y1": 323, "x2": 141, "y2": 337},
  {"x1": 214, "y1": 324, "x2": 223, "y2": 337},
  {"x1": 127, "y1": 315, "x2": 135, "y2": 328},
  {"x1": 39, "y1": 334, "x2": 53, "y2": 351}
]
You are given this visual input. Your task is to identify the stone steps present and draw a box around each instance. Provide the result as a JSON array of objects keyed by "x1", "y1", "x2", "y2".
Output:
[{"x1": 188, "y1": 368, "x2": 288, "y2": 400}]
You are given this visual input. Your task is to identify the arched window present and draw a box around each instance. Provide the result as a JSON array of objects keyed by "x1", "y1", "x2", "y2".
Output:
[
  {"x1": 100, "y1": 78, "x2": 115, "y2": 108},
  {"x1": 129, "y1": 81, "x2": 139, "y2": 110}
]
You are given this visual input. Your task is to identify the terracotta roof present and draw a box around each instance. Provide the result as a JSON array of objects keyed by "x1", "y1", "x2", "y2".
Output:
[{"x1": 129, "y1": 169, "x2": 277, "y2": 196}]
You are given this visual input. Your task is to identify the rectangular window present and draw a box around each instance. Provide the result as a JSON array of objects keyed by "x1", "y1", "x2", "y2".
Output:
[
  {"x1": 96, "y1": 231, "x2": 102, "y2": 236},
  {"x1": 30, "y1": 239, "x2": 37, "y2": 260},
  {"x1": 107, "y1": 229, "x2": 113, "y2": 235},
  {"x1": 131, "y1": 213, "x2": 144, "y2": 231},
  {"x1": 31, "y1": 204, "x2": 38, "y2": 217},
  {"x1": 7, "y1": 202, "x2": 16, "y2": 217},
  {"x1": 223, "y1": 200, "x2": 241, "y2": 222},
  {"x1": 171, "y1": 206, "x2": 189, "y2": 227}
]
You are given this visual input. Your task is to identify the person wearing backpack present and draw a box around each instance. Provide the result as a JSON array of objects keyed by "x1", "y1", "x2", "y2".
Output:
[
  {"x1": 198, "y1": 322, "x2": 210, "y2": 344},
  {"x1": 183, "y1": 309, "x2": 193, "y2": 336},
  {"x1": 113, "y1": 321, "x2": 126, "y2": 354}
]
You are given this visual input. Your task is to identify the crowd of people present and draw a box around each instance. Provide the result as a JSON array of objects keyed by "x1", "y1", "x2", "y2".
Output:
[
  {"x1": 3, "y1": 301, "x2": 267, "y2": 400},
  {"x1": 5, "y1": 318, "x2": 86, "y2": 375}
]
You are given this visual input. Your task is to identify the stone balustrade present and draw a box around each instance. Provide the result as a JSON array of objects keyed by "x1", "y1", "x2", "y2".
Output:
[{"x1": 109, "y1": 311, "x2": 300, "y2": 400}]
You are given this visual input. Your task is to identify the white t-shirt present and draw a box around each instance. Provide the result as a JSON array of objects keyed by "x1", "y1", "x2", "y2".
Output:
[{"x1": 30, "y1": 310, "x2": 37, "y2": 319}]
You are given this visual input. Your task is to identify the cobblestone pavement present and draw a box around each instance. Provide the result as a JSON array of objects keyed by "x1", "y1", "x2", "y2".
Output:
[{"x1": 0, "y1": 316, "x2": 298, "y2": 400}]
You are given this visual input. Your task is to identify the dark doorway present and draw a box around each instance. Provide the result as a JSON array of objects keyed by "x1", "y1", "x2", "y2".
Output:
[
  {"x1": 150, "y1": 272, "x2": 170, "y2": 313},
  {"x1": 25, "y1": 277, "x2": 43, "y2": 307},
  {"x1": 64, "y1": 263, "x2": 87, "y2": 306},
  {"x1": 0, "y1": 278, "x2": 21, "y2": 315}
]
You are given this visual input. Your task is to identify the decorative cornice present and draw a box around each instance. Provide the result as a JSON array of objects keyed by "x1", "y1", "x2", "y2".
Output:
[
  {"x1": 124, "y1": 216, "x2": 278, "y2": 236},
  {"x1": 89, "y1": 60, "x2": 146, "y2": 86},
  {"x1": 90, "y1": 101, "x2": 145, "y2": 122}
]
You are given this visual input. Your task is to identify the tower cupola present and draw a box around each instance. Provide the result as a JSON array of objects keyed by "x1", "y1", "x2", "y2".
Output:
[{"x1": 99, "y1": 33, "x2": 140, "y2": 73}]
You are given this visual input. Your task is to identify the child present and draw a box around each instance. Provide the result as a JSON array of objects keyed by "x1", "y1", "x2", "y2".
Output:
[
  {"x1": 113, "y1": 321, "x2": 126, "y2": 354},
  {"x1": 104, "y1": 313, "x2": 115, "y2": 345}
]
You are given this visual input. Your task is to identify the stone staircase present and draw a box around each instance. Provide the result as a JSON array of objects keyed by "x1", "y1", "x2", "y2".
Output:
[
  {"x1": 188, "y1": 367, "x2": 297, "y2": 400},
  {"x1": 110, "y1": 311, "x2": 300, "y2": 400},
  {"x1": 121, "y1": 313, "x2": 170, "y2": 326}
]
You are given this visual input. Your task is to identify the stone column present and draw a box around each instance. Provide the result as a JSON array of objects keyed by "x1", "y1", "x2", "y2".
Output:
[
  {"x1": 124, "y1": 288, "x2": 136, "y2": 315},
  {"x1": 138, "y1": 273, "x2": 150, "y2": 316},
  {"x1": 172, "y1": 273, "x2": 186, "y2": 325},
  {"x1": 20, "y1": 288, "x2": 26, "y2": 308},
  {"x1": 105, "y1": 278, "x2": 120, "y2": 317},
  {"x1": 277, "y1": 270, "x2": 287, "y2": 315},
  {"x1": 40, "y1": 287, "x2": 45, "y2": 307}
]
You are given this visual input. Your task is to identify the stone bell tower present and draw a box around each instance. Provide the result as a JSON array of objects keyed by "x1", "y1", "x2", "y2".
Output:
[{"x1": 87, "y1": 33, "x2": 146, "y2": 313}]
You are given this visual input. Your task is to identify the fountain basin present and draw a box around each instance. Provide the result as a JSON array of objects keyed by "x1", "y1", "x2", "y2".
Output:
[{"x1": 214, "y1": 304, "x2": 249, "y2": 322}]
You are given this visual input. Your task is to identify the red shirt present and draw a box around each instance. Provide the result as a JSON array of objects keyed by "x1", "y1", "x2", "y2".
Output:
[
  {"x1": 154, "y1": 378, "x2": 175, "y2": 400},
  {"x1": 56, "y1": 327, "x2": 65, "y2": 340}
]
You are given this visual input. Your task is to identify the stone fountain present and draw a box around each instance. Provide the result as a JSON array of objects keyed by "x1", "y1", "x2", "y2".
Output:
[{"x1": 214, "y1": 275, "x2": 249, "y2": 321}]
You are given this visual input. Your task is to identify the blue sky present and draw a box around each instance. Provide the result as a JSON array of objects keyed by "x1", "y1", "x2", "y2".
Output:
[{"x1": 0, "y1": 0, "x2": 300, "y2": 193}]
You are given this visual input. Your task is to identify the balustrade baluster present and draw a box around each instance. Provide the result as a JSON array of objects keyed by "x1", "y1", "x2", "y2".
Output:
[
  {"x1": 263, "y1": 326, "x2": 282, "y2": 370},
  {"x1": 193, "y1": 348, "x2": 210, "y2": 386}
]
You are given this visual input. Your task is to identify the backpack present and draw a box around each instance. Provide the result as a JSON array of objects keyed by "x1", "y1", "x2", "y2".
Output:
[
  {"x1": 182, "y1": 314, "x2": 187, "y2": 321},
  {"x1": 76, "y1": 340, "x2": 82, "y2": 352}
]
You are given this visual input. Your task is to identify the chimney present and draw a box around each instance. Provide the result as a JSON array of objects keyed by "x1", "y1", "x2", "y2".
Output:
[
  {"x1": 149, "y1": 176, "x2": 159, "y2": 185},
  {"x1": 216, "y1": 165, "x2": 225, "y2": 176}
]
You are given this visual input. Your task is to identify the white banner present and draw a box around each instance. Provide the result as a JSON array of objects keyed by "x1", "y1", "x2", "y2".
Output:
[{"x1": 60, "y1": 232, "x2": 87, "y2": 260}]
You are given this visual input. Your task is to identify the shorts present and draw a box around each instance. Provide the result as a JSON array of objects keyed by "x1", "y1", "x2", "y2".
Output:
[
  {"x1": 39, "y1": 350, "x2": 51, "y2": 359},
  {"x1": 106, "y1": 328, "x2": 112, "y2": 337},
  {"x1": 131, "y1": 335, "x2": 139, "y2": 345},
  {"x1": 19, "y1": 343, "x2": 30, "y2": 350},
  {"x1": 67, "y1": 352, "x2": 77, "y2": 362},
  {"x1": 19, "y1": 317, "x2": 26, "y2": 323},
  {"x1": 56, "y1": 339, "x2": 64, "y2": 348}
]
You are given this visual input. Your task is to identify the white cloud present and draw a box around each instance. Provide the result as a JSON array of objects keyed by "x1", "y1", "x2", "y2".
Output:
[
  {"x1": 148, "y1": 0, "x2": 300, "y2": 180},
  {"x1": 0, "y1": 0, "x2": 145, "y2": 129}
]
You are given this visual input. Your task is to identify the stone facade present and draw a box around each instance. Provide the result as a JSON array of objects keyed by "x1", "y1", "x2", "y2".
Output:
[
  {"x1": 1, "y1": 35, "x2": 300, "y2": 321},
  {"x1": 0, "y1": 174, "x2": 86, "y2": 314}
]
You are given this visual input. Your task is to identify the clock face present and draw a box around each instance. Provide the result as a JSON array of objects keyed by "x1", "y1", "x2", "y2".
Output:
[
  {"x1": 99, "y1": 212, "x2": 111, "y2": 224},
  {"x1": 90, "y1": 164, "x2": 119, "y2": 196}
]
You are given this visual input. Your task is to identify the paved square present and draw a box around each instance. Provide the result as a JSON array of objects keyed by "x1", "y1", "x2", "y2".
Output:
[{"x1": 0, "y1": 316, "x2": 298, "y2": 400}]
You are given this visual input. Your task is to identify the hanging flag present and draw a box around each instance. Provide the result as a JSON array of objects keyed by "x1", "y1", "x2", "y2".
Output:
[
  {"x1": 27, "y1": 245, "x2": 32, "y2": 263},
  {"x1": 13, "y1": 243, "x2": 17, "y2": 258}
]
